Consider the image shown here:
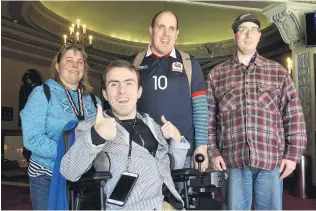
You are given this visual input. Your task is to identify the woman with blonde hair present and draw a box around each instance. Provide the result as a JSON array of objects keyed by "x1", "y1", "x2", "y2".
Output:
[{"x1": 20, "y1": 44, "x2": 101, "y2": 210}]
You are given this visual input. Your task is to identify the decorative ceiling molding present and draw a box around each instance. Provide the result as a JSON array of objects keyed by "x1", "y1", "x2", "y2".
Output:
[
  {"x1": 18, "y1": 1, "x2": 283, "y2": 60},
  {"x1": 1, "y1": 19, "x2": 115, "y2": 75},
  {"x1": 21, "y1": 2, "x2": 147, "y2": 56},
  {"x1": 263, "y1": 1, "x2": 316, "y2": 49},
  {"x1": 2, "y1": 45, "x2": 53, "y2": 64},
  {"x1": 1, "y1": 19, "x2": 61, "y2": 53},
  {"x1": 1, "y1": 1, "x2": 12, "y2": 19},
  {"x1": 3, "y1": 0, "x2": 287, "y2": 72},
  {"x1": 167, "y1": 0, "x2": 270, "y2": 11}
]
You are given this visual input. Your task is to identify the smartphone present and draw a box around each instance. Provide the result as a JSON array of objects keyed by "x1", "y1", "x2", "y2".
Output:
[{"x1": 107, "y1": 172, "x2": 139, "y2": 206}]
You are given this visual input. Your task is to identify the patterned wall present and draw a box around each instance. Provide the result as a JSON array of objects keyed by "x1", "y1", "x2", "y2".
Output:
[{"x1": 297, "y1": 52, "x2": 312, "y2": 156}]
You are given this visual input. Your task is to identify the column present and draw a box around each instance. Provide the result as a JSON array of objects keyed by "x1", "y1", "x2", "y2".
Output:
[{"x1": 264, "y1": 2, "x2": 316, "y2": 185}]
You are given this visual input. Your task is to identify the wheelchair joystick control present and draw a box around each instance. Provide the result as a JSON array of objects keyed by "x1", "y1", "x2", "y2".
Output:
[{"x1": 195, "y1": 153, "x2": 205, "y2": 172}]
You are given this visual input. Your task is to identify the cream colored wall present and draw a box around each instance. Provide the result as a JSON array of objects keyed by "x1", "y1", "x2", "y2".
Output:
[{"x1": 1, "y1": 58, "x2": 102, "y2": 130}]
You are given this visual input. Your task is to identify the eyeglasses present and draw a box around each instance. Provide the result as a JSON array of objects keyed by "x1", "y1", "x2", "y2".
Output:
[{"x1": 237, "y1": 27, "x2": 260, "y2": 35}]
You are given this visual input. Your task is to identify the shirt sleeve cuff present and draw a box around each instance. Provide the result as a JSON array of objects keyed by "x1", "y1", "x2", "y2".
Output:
[
  {"x1": 91, "y1": 127, "x2": 107, "y2": 146},
  {"x1": 195, "y1": 139, "x2": 208, "y2": 148},
  {"x1": 170, "y1": 137, "x2": 190, "y2": 150},
  {"x1": 282, "y1": 153, "x2": 301, "y2": 163}
]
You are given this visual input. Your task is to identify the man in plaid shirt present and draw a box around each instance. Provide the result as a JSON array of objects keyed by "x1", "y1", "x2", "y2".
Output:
[{"x1": 206, "y1": 13, "x2": 307, "y2": 210}]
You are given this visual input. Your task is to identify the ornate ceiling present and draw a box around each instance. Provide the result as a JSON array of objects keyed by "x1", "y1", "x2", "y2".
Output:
[
  {"x1": 3, "y1": 0, "x2": 307, "y2": 70},
  {"x1": 7, "y1": 1, "x2": 287, "y2": 58},
  {"x1": 40, "y1": 1, "x2": 273, "y2": 45}
]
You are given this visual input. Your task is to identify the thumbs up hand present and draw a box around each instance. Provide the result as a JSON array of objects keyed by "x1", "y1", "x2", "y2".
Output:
[
  {"x1": 94, "y1": 105, "x2": 117, "y2": 141},
  {"x1": 161, "y1": 115, "x2": 181, "y2": 142}
]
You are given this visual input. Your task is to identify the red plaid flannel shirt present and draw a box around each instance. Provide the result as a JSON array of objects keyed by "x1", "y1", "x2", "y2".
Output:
[{"x1": 206, "y1": 53, "x2": 307, "y2": 170}]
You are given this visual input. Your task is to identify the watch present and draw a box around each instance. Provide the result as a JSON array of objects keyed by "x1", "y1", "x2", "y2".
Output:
[{"x1": 180, "y1": 136, "x2": 186, "y2": 143}]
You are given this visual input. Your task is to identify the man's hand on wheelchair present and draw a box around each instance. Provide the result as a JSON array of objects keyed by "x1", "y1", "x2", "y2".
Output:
[
  {"x1": 94, "y1": 105, "x2": 117, "y2": 141},
  {"x1": 192, "y1": 145, "x2": 208, "y2": 172},
  {"x1": 211, "y1": 156, "x2": 228, "y2": 179}
]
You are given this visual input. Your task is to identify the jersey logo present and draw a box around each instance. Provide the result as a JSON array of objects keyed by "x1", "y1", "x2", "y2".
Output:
[
  {"x1": 138, "y1": 65, "x2": 148, "y2": 70},
  {"x1": 172, "y1": 62, "x2": 183, "y2": 72}
]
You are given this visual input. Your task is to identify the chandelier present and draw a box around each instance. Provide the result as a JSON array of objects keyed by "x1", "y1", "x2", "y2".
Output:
[{"x1": 62, "y1": 19, "x2": 93, "y2": 46}]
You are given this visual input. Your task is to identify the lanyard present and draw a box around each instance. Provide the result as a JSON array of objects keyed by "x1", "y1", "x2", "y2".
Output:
[
  {"x1": 112, "y1": 113, "x2": 136, "y2": 172},
  {"x1": 126, "y1": 128, "x2": 134, "y2": 172},
  {"x1": 65, "y1": 89, "x2": 84, "y2": 120}
]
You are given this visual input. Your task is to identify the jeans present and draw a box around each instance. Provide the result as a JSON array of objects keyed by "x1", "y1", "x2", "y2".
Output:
[
  {"x1": 29, "y1": 175, "x2": 51, "y2": 210},
  {"x1": 222, "y1": 167, "x2": 283, "y2": 210}
]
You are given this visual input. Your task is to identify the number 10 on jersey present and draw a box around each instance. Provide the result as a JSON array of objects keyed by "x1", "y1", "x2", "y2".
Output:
[{"x1": 153, "y1": 75, "x2": 167, "y2": 90}]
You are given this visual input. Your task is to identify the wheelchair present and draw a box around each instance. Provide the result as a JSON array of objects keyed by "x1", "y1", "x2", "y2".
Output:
[
  {"x1": 171, "y1": 154, "x2": 226, "y2": 210},
  {"x1": 67, "y1": 153, "x2": 226, "y2": 210}
]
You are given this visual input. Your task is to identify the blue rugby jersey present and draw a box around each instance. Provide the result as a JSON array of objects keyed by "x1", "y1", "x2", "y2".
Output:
[{"x1": 132, "y1": 47, "x2": 207, "y2": 156}]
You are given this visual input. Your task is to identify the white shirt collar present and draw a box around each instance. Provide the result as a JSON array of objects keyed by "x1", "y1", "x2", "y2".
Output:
[{"x1": 146, "y1": 45, "x2": 177, "y2": 58}]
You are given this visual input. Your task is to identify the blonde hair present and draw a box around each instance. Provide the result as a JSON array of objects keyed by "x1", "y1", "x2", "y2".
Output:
[{"x1": 51, "y1": 44, "x2": 93, "y2": 95}]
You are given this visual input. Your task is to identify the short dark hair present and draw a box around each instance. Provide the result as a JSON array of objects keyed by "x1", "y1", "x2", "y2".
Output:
[
  {"x1": 102, "y1": 60, "x2": 140, "y2": 90},
  {"x1": 151, "y1": 10, "x2": 179, "y2": 29}
]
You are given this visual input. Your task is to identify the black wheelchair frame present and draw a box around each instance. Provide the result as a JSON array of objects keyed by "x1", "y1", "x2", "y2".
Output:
[
  {"x1": 172, "y1": 154, "x2": 226, "y2": 210},
  {"x1": 67, "y1": 154, "x2": 226, "y2": 210}
]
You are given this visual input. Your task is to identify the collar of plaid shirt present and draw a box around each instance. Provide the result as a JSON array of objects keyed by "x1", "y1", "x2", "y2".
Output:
[{"x1": 233, "y1": 51, "x2": 265, "y2": 69}]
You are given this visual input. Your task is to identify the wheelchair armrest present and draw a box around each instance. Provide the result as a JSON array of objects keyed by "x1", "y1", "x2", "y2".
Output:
[
  {"x1": 79, "y1": 171, "x2": 112, "y2": 183},
  {"x1": 69, "y1": 171, "x2": 112, "y2": 191},
  {"x1": 171, "y1": 168, "x2": 201, "y2": 178}
]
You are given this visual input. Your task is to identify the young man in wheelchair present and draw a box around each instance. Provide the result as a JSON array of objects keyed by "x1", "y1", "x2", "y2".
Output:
[{"x1": 60, "y1": 60, "x2": 190, "y2": 210}]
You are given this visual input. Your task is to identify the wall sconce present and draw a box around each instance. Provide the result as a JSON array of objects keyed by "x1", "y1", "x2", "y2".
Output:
[{"x1": 287, "y1": 57, "x2": 292, "y2": 75}]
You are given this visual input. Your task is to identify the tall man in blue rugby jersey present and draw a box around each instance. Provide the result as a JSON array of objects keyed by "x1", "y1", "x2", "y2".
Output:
[{"x1": 132, "y1": 11, "x2": 209, "y2": 171}]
